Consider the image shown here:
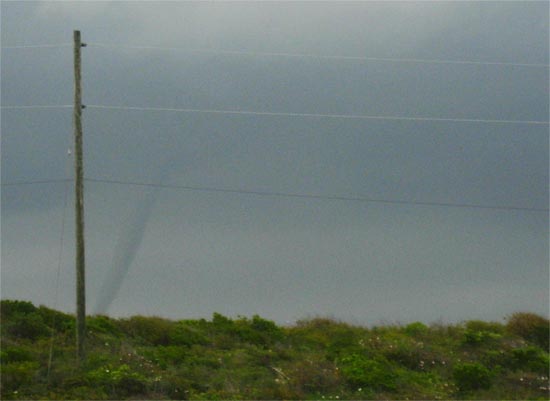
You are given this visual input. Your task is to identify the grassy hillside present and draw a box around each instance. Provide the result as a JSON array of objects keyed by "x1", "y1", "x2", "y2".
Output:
[{"x1": 1, "y1": 300, "x2": 548, "y2": 400}]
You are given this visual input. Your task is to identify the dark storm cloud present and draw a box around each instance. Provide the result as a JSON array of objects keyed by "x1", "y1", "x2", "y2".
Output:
[{"x1": 1, "y1": 1, "x2": 548, "y2": 323}]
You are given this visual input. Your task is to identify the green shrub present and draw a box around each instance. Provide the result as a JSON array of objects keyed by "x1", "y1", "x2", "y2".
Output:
[
  {"x1": 404, "y1": 322, "x2": 429, "y2": 336},
  {"x1": 210, "y1": 313, "x2": 283, "y2": 347},
  {"x1": 383, "y1": 340, "x2": 425, "y2": 370},
  {"x1": 169, "y1": 322, "x2": 208, "y2": 347},
  {"x1": 210, "y1": 313, "x2": 239, "y2": 347},
  {"x1": 510, "y1": 346, "x2": 550, "y2": 374},
  {"x1": 5, "y1": 312, "x2": 50, "y2": 340},
  {"x1": 453, "y1": 362, "x2": 492, "y2": 392},
  {"x1": 463, "y1": 329, "x2": 502, "y2": 346},
  {"x1": 394, "y1": 369, "x2": 452, "y2": 399},
  {"x1": 0, "y1": 361, "x2": 40, "y2": 392},
  {"x1": 87, "y1": 315, "x2": 122, "y2": 337},
  {"x1": 156, "y1": 372, "x2": 193, "y2": 400},
  {"x1": 480, "y1": 349, "x2": 508, "y2": 369},
  {"x1": 0, "y1": 346, "x2": 33, "y2": 364},
  {"x1": 1, "y1": 300, "x2": 51, "y2": 341},
  {"x1": 119, "y1": 315, "x2": 174, "y2": 345},
  {"x1": 326, "y1": 330, "x2": 362, "y2": 360},
  {"x1": 465, "y1": 320, "x2": 505, "y2": 334},
  {"x1": 506, "y1": 312, "x2": 549, "y2": 351},
  {"x1": 290, "y1": 318, "x2": 359, "y2": 352},
  {"x1": 250, "y1": 315, "x2": 284, "y2": 343},
  {"x1": 37, "y1": 305, "x2": 74, "y2": 334},
  {"x1": 147, "y1": 345, "x2": 188, "y2": 368},
  {"x1": 286, "y1": 356, "x2": 341, "y2": 397},
  {"x1": 211, "y1": 312, "x2": 233, "y2": 328},
  {"x1": 339, "y1": 354, "x2": 396, "y2": 391},
  {"x1": 1, "y1": 300, "x2": 37, "y2": 318},
  {"x1": 86, "y1": 364, "x2": 148, "y2": 397}
]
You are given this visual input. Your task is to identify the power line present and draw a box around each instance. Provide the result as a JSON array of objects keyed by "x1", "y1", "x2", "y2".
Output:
[
  {"x1": 86, "y1": 42, "x2": 550, "y2": 68},
  {"x1": 1, "y1": 44, "x2": 72, "y2": 49},
  {"x1": 1, "y1": 105, "x2": 73, "y2": 110},
  {"x1": 47, "y1": 142, "x2": 72, "y2": 383},
  {"x1": 5, "y1": 103, "x2": 546, "y2": 125},
  {"x1": 1, "y1": 179, "x2": 72, "y2": 187},
  {"x1": 85, "y1": 104, "x2": 550, "y2": 126},
  {"x1": 84, "y1": 177, "x2": 549, "y2": 213},
  {"x1": 2, "y1": 41, "x2": 546, "y2": 68}
]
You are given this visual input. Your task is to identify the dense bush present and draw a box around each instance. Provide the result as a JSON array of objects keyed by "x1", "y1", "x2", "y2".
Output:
[
  {"x1": 4, "y1": 311, "x2": 50, "y2": 341},
  {"x1": 462, "y1": 328, "x2": 502, "y2": 346},
  {"x1": 37, "y1": 306, "x2": 74, "y2": 334},
  {"x1": 453, "y1": 362, "x2": 492, "y2": 392},
  {"x1": 403, "y1": 321, "x2": 429, "y2": 336},
  {"x1": 284, "y1": 354, "x2": 341, "y2": 397},
  {"x1": 0, "y1": 361, "x2": 40, "y2": 392},
  {"x1": 465, "y1": 320, "x2": 505, "y2": 334},
  {"x1": 506, "y1": 312, "x2": 549, "y2": 351},
  {"x1": 339, "y1": 354, "x2": 397, "y2": 391},
  {"x1": 118, "y1": 316, "x2": 174, "y2": 345},
  {"x1": 510, "y1": 346, "x2": 550, "y2": 374},
  {"x1": 1, "y1": 300, "x2": 548, "y2": 400},
  {"x1": 168, "y1": 321, "x2": 208, "y2": 347},
  {"x1": 250, "y1": 315, "x2": 284, "y2": 344},
  {"x1": 382, "y1": 338, "x2": 426, "y2": 370},
  {"x1": 0, "y1": 346, "x2": 34, "y2": 364},
  {"x1": 145, "y1": 345, "x2": 188, "y2": 368},
  {"x1": 1, "y1": 300, "x2": 37, "y2": 318},
  {"x1": 86, "y1": 364, "x2": 148, "y2": 397},
  {"x1": 88, "y1": 315, "x2": 122, "y2": 337},
  {"x1": 209, "y1": 313, "x2": 283, "y2": 347}
]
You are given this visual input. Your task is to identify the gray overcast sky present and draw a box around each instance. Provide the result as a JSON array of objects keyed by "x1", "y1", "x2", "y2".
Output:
[{"x1": 1, "y1": 1, "x2": 548, "y2": 325}]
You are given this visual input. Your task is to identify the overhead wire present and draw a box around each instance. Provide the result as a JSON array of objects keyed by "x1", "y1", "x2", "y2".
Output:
[
  {"x1": 86, "y1": 42, "x2": 550, "y2": 68},
  {"x1": 1, "y1": 105, "x2": 73, "y2": 110},
  {"x1": 4, "y1": 104, "x2": 547, "y2": 125},
  {"x1": 47, "y1": 142, "x2": 73, "y2": 384},
  {"x1": 3, "y1": 41, "x2": 547, "y2": 68},
  {"x1": 85, "y1": 104, "x2": 550, "y2": 126},
  {"x1": 1, "y1": 179, "x2": 72, "y2": 187},
  {"x1": 84, "y1": 177, "x2": 549, "y2": 213},
  {"x1": 1, "y1": 44, "x2": 72, "y2": 49},
  {"x1": 3, "y1": 41, "x2": 548, "y2": 215},
  {"x1": 2, "y1": 41, "x2": 547, "y2": 68}
]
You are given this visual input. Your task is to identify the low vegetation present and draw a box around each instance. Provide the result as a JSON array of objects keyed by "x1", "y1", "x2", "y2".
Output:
[{"x1": 1, "y1": 300, "x2": 548, "y2": 400}]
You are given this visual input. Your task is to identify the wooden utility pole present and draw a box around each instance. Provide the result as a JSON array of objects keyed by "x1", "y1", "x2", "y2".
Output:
[{"x1": 73, "y1": 30, "x2": 86, "y2": 362}]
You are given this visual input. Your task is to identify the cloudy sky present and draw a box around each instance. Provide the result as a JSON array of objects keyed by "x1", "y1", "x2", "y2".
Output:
[{"x1": 1, "y1": 1, "x2": 548, "y2": 325}]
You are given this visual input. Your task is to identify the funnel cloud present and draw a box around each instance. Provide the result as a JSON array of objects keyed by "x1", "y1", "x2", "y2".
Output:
[{"x1": 93, "y1": 184, "x2": 159, "y2": 315}]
